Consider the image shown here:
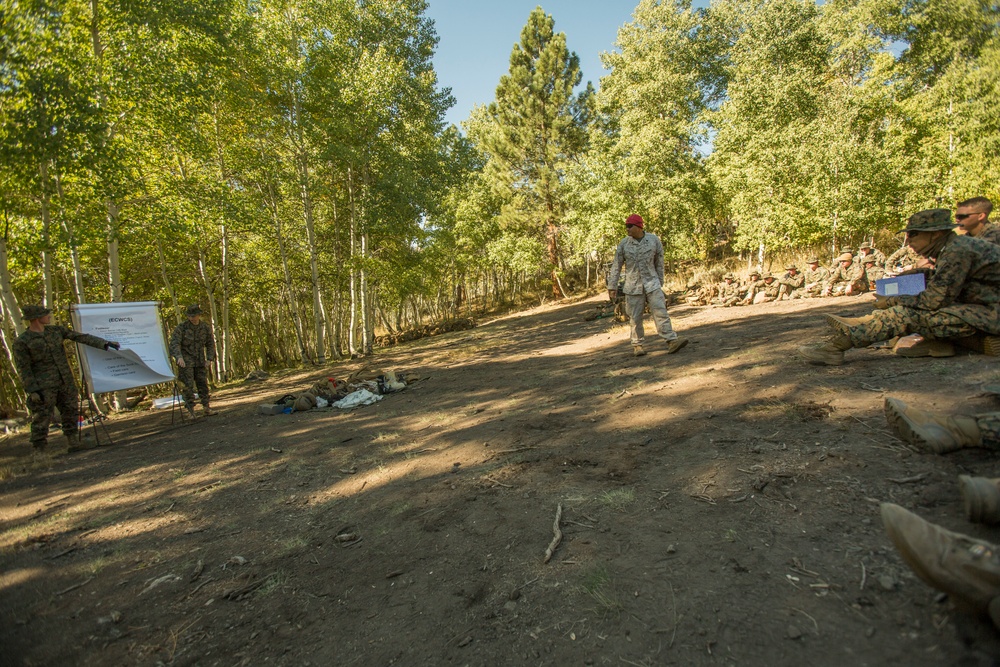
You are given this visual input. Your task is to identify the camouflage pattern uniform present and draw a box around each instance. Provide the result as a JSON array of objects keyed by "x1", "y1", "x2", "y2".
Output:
[
  {"x1": 741, "y1": 271, "x2": 763, "y2": 304},
  {"x1": 842, "y1": 231, "x2": 1000, "y2": 349},
  {"x1": 885, "y1": 245, "x2": 921, "y2": 275},
  {"x1": 862, "y1": 258, "x2": 885, "y2": 286},
  {"x1": 776, "y1": 266, "x2": 804, "y2": 300},
  {"x1": 793, "y1": 261, "x2": 830, "y2": 298},
  {"x1": 169, "y1": 315, "x2": 217, "y2": 411},
  {"x1": 752, "y1": 275, "x2": 781, "y2": 304},
  {"x1": 12, "y1": 314, "x2": 111, "y2": 450},
  {"x1": 714, "y1": 274, "x2": 742, "y2": 307},
  {"x1": 857, "y1": 243, "x2": 886, "y2": 267},
  {"x1": 972, "y1": 221, "x2": 1000, "y2": 246},
  {"x1": 607, "y1": 228, "x2": 681, "y2": 346},
  {"x1": 824, "y1": 257, "x2": 868, "y2": 296},
  {"x1": 979, "y1": 413, "x2": 1000, "y2": 448}
]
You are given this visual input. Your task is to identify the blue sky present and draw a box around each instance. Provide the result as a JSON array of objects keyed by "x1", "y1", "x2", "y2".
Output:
[{"x1": 426, "y1": 1, "x2": 708, "y2": 129}]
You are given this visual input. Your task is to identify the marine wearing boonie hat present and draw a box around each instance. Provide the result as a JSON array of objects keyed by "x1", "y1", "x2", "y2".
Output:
[
  {"x1": 900, "y1": 208, "x2": 956, "y2": 233},
  {"x1": 21, "y1": 304, "x2": 51, "y2": 320}
]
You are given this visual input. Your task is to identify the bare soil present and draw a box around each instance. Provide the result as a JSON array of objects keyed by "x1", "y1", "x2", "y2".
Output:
[{"x1": 3, "y1": 294, "x2": 1000, "y2": 666}]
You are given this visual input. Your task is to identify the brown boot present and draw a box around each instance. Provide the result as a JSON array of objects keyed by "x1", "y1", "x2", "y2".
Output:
[
  {"x1": 632, "y1": 344, "x2": 646, "y2": 357},
  {"x1": 799, "y1": 333, "x2": 852, "y2": 366},
  {"x1": 884, "y1": 397, "x2": 982, "y2": 454},
  {"x1": 824, "y1": 313, "x2": 873, "y2": 337},
  {"x1": 202, "y1": 405, "x2": 219, "y2": 416},
  {"x1": 881, "y1": 503, "x2": 1000, "y2": 623},
  {"x1": 960, "y1": 476, "x2": 1000, "y2": 525},
  {"x1": 666, "y1": 337, "x2": 688, "y2": 354},
  {"x1": 66, "y1": 431, "x2": 96, "y2": 453},
  {"x1": 893, "y1": 334, "x2": 956, "y2": 358}
]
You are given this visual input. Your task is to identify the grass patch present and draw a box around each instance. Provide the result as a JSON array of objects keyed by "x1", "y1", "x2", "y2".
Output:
[
  {"x1": 580, "y1": 565, "x2": 623, "y2": 613},
  {"x1": 598, "y1": 488, "x2": 636, "y2": 512},
  {"x1": 256, "y1": 570, "x2": 289, "y2": 597}
]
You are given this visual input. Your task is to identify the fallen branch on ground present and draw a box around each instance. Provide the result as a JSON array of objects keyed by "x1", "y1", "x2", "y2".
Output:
[{"x1": 543, "y1": 504, "x2": 563, "y2": 564}]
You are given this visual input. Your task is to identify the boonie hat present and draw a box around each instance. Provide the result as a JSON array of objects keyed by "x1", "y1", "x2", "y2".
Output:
[
  {"x1": 900, "y1": 208, "x2": 956, "y2": 233},
  {"x1": 21, "y1": 304, "x2": 51, "y2": 320},
  {"x1": 785, "y1": 265, "x2": 798, "y2": 271},
  {"x1": 837, "y1": 253, "x2": 853, "y2": 262},
  {"x1": 862, "y1": 255, "x2": 877, "y2": 264},
  {"x1": 807, "y1": 257, "x2": 820, "y2": 264},
  {"x1": 186, "y1": 304, "x2": 203, "y2": 316}
]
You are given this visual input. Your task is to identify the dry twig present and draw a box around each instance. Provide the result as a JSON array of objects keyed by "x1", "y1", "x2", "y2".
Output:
[{"x1": 543, "y1": 504, "x2": 563, "y2": 564}]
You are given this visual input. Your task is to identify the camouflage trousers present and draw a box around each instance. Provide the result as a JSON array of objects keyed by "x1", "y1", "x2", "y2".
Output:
[
  {"x1": 27, "y1": 384, "x2": 81, "y2": 449},
  {"x1": 790, "y1": 285, "x2": 822, "y2": 299},
  {"x1": 178, "y1": 365, "x2": 211, "y2": 408},
  {"x1": 845, "y1": 305, "x2": 978, "y2": 349},
  {"x1": 626, "y1": 290, "x2": 677, "y2": 345}
]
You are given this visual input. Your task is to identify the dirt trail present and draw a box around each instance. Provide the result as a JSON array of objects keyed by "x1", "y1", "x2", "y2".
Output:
[{"x1": 2, "y1": 294, "x2": 1000, "y2": 666}]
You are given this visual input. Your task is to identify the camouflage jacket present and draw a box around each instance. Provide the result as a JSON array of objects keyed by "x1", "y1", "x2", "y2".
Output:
[
  {"x1": 886, "y1": 245, "x2": 921, "y2": 273},
  {"x1": 857, "y1": 249, "x2": 886, "y2": 267},
  {"x1": 891, "y1": 234, "x2": 1000, "y2": 334},
  {"x1": 13, "y1": 325, "x2": 110, "y2": 393},
  {"x1": 777, "y1": 271, "x2": 804, "y2": 289},
  {"x1": 717, "y1": 281, "x2": 741, "y2": 300},
  {"x1": 974, "y1": 222, "x2": 1000, "y2": 246},
  {"x1": 826, "y1": 262, "x2": 867, "y2": 290},
  {"x1": 864, "y1": 265, "x2": 886, "y2": 285},
  {"x1": 607, "y1": 233, "x2": 665, "y2": 295},
  {"x1": 169, "y1": 320, "x2": 216, "y2": 367},
  {"x1": 802, "y1": 266, "x2": 830, "y2": 290}
]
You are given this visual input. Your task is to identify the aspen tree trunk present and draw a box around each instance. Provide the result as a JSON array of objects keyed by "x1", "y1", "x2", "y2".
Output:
[
  {"x1": 156, "y1": 239, "x2": 181, "y2": 325},
  {"x1": 360, "y1": 231, "x2": 372, "y2": 355},
  {"x1": 264, "y1": 180, "x2": 309, "y2": 363},
  {"x1": 0, "y1": 221, "x2": 25, "y2": 335},
  {"x1": 211, "y1": 105, "x2": 233, "y2": 379},
  {"x1": 54, "y1": 172, "x2": 86, "y2": 303},
  {"x1": 38, "y1": 162, "x2": 55, "y2": 307},
  {"x1": 347, "y1": 168, "x2": 359, "y2": 356}
]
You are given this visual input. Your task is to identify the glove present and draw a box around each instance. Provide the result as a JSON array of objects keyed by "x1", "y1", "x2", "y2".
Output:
[
  {"x1": 176, "y1": 357, "x2": 187, "y2": 368},
  {"x1": 104, "y1": 341, "x2": 120, "y2": 351}
]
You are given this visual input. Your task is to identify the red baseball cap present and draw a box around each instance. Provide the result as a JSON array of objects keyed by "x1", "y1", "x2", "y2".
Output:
[{"x1": 626, "y1": 214, "x2": 644, "y2": 228}]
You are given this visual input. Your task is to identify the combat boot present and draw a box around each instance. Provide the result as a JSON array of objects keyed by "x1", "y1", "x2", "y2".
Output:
[
  {"x1": 798, "y1": 333, "x2": 852, "y2": 366},
  {"x1": 893, "y1": 334, "x2": 956, "y2": 358},
  {"x1": 666, "y1": 337, "x2": 688, "y2": 354},
  {"x1": 186, "y1": 404, "x2": 198, "y2": 419},
  {"x1": 824, "y1": 313, "x2": 874, "y2": 337},
  {"x1": 881, "y1": 503, "x2": 1000, "y2": 626},
  {"x1": 202, "y1": 404, "x2": 219, "y2": 416},
  {"x1": 66, "y1": 431, "x2": 96, "y2": 453},
  {"x1": 884, "y1": 397, "x2": 982, "y2": 454},
  {"x1": 632, "y1": 344, "x2": 646, "y2": 357},
  {"x1": 960, "y1": 476, "x2": 1000, "y2": 525}
]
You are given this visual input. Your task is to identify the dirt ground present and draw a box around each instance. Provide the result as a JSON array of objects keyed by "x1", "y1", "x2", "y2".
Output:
[{"x1": 2, "y1": 294, "x2": 1000, "y2": 666}]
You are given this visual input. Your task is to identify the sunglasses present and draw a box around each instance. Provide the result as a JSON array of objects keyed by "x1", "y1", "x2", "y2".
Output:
[
  {"x1": 625, "y1": 223, "x2": 638, "y2": 228},
  {"x1": 955, "y1": 213, "x2": 974, "y2": 220}
]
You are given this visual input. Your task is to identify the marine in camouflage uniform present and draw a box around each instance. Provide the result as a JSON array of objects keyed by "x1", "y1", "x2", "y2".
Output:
[
  {"x1": 714, "y1": 273, "x2": 742, "y2": 307},
  {"x1": 751, "y1": 273, "x2": 781, "y2": 304},
  {"x1": 801, "y1": 209, "x2": 1000, "y2": 366},
  {"x1": 885, "y1": 244, "x2": 922, "y2": 275},
  {"x1": 861, "y1": 256, "x2": 885, "y2": 286},
  {"x1": 12, "y1": 305, "x2": 118, "y2": 452},
  {"x1": 169, "y1": 304, "x2": 218, "y2": 417},
  {"x1": 823, "y1": 253, "x2": 868, "y2": 296},
  {"x1": 792, "y1": 259, "x2": 830, "y2": 299},
  {"x1": 857, "y1": 242, "x2": 886, "y2": 268},
  {"x1": 776, "y1": 265, "x2": 804, "y2": 300},
  {"x1": 741, "y1": 270, "x2": 763, "y2": 304},
  {"x1": 956, "y1": 197, "x2": 1000, "y2": 246}
]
